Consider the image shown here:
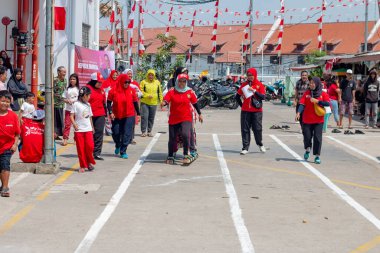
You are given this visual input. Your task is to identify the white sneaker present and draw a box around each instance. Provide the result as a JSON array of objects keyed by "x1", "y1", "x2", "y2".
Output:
[
  {"x1": 259, "y1": 146, "x2": 266, "y2": 153},
  {"x1": 240, "y1": 150, "x2": 248, "y2": 155}
]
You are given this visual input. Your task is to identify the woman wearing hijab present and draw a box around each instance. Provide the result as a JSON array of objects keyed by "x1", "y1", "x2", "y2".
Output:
[
  {"x1": 296, "y1": 77, "x2": 330, "y2": 164},
  {"x1": 107, "y1": 74, "x2": 140, "y2": 159},
  {"x1": 161, "y1": 73, "x2": 203, "y2": 165},
  {"x1": 167, "y1": 67, "x2": 188, "y2": 90},
  {"x1": 124, "y1": 68, "x2": 142, "y2": 144},
  {"x1": 140, "y1": 69, "x2": 163, "y2": 137},
  {"x1": 87, "y1": 72, "x2": 107, "y2": 160},
  {"x1": 102, "y1": 70, "x2": 119, "y2": 136},
  {"x1": 7, "y1": 68, "x2": 27, "y2": 112},
  {"x1": 235, "y1": 68, "x2": 266, "y2": 155}
]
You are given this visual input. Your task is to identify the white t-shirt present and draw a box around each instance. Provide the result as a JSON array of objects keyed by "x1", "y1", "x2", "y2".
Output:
[
  {"x1": 63, "y1": 87, "x2": 79, "y2": 112},
  {"x1": 21, "y1": 102, "x2": 36, "y2": 119},
  {"x1": 71, "y1": 101, "x2": 93, "y2": 132},
  {"x1": 0, "y1": 80, "x2": 6, "y2": 91}
]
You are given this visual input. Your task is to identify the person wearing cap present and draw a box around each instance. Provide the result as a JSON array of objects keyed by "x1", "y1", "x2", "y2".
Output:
[
  {"x1": 161, "y1": 73, "x2": 203, "y2": 165},
  {"x1": 235, "y1": 68, "x2": 266, "y2": 155},
  {"x1": 296, "y1": 77, "x2": 330, "y2": 164},
  {"x1": 140, "y1": 69, "x2": 163, "y2": 137},
  {"x1": 53, "y1": 66, "x2": 67, "y2": 140},
  {"x1": 339, "y1": 69, "x2": 356, "y2": 129},
  {"x1": 107, "y1": 74, "x2": 140, "y2": 159},
  {"x1": 363, "y1": 69, "x2": 379, "y2": 129},
  {"x1": 87, "y1": 72, "x2": 107, "y2": 160}
]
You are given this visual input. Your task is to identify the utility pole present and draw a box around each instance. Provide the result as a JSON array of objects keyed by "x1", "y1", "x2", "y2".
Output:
[
  {"x1": 249, "y1": 0, "x2": 253, "y2": 68},
  {"x1": 126, "y1": 0, "x2": 131, "y2": 66},
  {"x1": 364, "y1": 0, "x2": 369, "y2": 52},
  {"x1": 43, "y1": 0, "x2": 55, "y2": 164},
  {"x1": 137, "y1": 0, "x2": 141, "y2": 68}
]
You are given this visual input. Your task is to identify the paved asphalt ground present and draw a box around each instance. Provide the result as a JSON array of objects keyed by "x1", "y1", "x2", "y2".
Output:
[{"x1": 0, "y1": 101, "x2": 380, "y2": 253}]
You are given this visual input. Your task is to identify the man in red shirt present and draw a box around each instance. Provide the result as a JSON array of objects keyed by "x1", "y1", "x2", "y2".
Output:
[
  {"x1": 235, "y1": 68, "x2": 266, "y2": 155},
  {"x1": 0, "y1": 91, "x2": 20, "y2": 197}
]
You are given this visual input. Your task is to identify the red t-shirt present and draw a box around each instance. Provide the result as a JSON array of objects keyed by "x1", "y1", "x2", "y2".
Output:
[
  {"x1": 237, "y1": 81, "x2": 266, "y2": 112},
  {"x1": 87, "y1": 85, "x2": 106, "y2": 117},
  {"x1": 0, "y1": 111, "x2": 20, "y2": 155},
  {"x1": 300, "y1": 90, "x2": 330, "y2": 124},
  {"x1": 164, "y1": 89, "x2": 197, "y2": 125},
  {"x1": 328, "y1": 83, "x2": 339, "y2": 100},
  {"x1": 108, "y1": 86, "x2": 138, "y2": 119}
]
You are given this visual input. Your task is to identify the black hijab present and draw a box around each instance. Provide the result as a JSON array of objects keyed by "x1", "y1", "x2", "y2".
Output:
[
  {"x1": 10, "y1": 68, "x2": 26, "y2": 91},
  {"x1": 311, "y1": 77, "x2": 322, "y2": 98}
]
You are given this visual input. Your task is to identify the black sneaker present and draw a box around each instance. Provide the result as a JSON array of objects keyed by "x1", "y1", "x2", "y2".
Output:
[{"x1": 94, "y1": 156, "x2": 104, "y2": 161}]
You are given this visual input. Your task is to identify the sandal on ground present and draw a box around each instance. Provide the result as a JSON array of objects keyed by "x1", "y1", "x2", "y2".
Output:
[
  {"x1": 1, "y1": 188, "x2": 10, "y2": 197},
  {"x1": 344, "y1": 130, "x2": 354, "y2": 135},
  {"x1": 355, "y1": 130, "x2": 365, "y2": 134},
  {"x1": 88, "y1": 164, "x2": 95, "y2": 171},
  {"x1": 131, "y1": 140, "x2": 137, "y2": 145},
  {"x1": 183, "y1": 155, "x2": 194, "y2": 165},
  {"x1": 166, "y1": 157, "x2": 175, "y2": 165},
  {"x1": 79, "y1": 168, "x2": 86, "y2": 173},
  {"x1": 332, "y1": 129, "x2": 341, "y2": 133},
  {"x1": 141, "y1": 133, "x2": 147, "y2": 137}
]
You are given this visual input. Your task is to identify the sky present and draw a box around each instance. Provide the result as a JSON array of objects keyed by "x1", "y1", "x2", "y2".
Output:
[{"x1": 100, "y1": 0, "x2": 379, "y2": 29}]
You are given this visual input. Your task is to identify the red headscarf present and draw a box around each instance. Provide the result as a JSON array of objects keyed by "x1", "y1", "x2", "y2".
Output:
[
  {"x1": 102, "y1": 70, "x2": 119, "y2": 89},
  {"x1": 246, "y1": 68, "x2": 262, "y2": 86},
  {"x1": 108, "y1": 74, "x2": 136, "y2": 119}
]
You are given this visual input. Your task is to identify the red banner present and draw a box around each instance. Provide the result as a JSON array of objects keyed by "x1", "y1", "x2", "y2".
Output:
[{"x1": 74, "y1": 46, "x2": 115, "y2": 87}]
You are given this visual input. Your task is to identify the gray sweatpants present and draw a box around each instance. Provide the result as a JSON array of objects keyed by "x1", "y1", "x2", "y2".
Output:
[
  {"x1": 141, "y1": 103, "x2": 157, "y2": 133},
  {"x1": 365, "y1": 102, "x2": 378, "y2": 126}
]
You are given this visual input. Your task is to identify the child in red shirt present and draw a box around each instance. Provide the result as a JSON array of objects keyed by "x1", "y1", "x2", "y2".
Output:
[{"x1": 0, "y1": 91, "x2": 20, "y2": 197}]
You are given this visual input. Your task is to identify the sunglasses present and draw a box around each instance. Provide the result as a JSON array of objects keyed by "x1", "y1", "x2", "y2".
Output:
[{"x1": 125, "y1": 81, "x2": 131, "y2": 84}]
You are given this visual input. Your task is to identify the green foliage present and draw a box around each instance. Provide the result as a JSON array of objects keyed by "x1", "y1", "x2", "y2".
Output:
[
  {"x1": 137, "y1": 34, "x2": 184, "y2": 83},
  {"x1": 305, "y1": 50, "x2": 327, "y2": 77}
]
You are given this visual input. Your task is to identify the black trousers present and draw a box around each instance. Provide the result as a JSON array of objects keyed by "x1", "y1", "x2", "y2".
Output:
[
  {"x1": 241, "y1": 111, "x2": 263, "y2": 150},
  {"x1": 112, "y1": 117, "x2": 135, "y2": 155},
  {"x1": 54, "y1": 107, "x2": 64, "y2": 137},
  {"x1": 92, "y1": 116, "x2": 105, "y2": 156},
  {"x1": 303, "y1": 123, "x2": 323, "y2": 156},
  {"x1": 168, "y1": 121, "x2": 192, "y2": 157}
]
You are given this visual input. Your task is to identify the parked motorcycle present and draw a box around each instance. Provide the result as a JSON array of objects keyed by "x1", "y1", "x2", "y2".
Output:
[
  {"x1": 198, "y1": 84, "x2": 238, "y2": 109},
  {"x1": 265, "y1": 80, "x2": 285, "y2": 101}
]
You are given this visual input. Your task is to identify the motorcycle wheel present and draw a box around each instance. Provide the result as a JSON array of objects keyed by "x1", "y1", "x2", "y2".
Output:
[
  {"x1": 198, "y1": 98, "x2": 209, "y2": 109},
  {"x1": 228, "y1": 99, "x2": 239, "y2": 109}
]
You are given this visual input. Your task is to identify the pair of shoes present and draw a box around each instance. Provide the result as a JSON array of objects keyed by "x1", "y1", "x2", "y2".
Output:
[
  {"x1": 79, "y1": 168, "x2": 86, "y2": 173},
  {"x1": 259, "y1": 146, "x2": 266, "y2": 153},
  {"x1": 240, "y1": 150, "x2": 249, "y2": 155},
  {"x1": 94, "y1": 156, "x2": 104, "y2": 161},
  {"x1": 120, "y1": 153, "x2": 129, "y2": 159},
  {"x1": 88, "y1": 164, "x2": 95, "y2": 171},
  {"x1": 1, "y1": 187, "x2": 10, "y2": 197},
  {"x1": 315, "y1": 157, "x2": 321, "y2": 164},
  {"x1": 355, "y1": 130, "x2": 365, "y2": 134},
  {"x1": 115, "y1": 147, "x2": 120, "y2": 155},
  {"x1": 141, "y1": 133, "x2": 147, "y2": 137},
  {"x1": 270, "y1": 125, "x2": 281, "y2": 129},
  {"x1": 147, "y1": 132, "x2": 153, "y2": 137},
  {"x1": 332, "y1": 129, "x2": 341, "y2": 133},
  {"x1": 344, "y1": 130, "x2": 354, "y2": 135},
  {"x1": 304, "y1": 151, "x2": 310, "y2": 161}
]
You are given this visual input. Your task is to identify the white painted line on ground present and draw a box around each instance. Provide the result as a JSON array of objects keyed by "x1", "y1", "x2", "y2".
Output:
[
  {"x1": 9, "y1": 173, "x2": 29, "y2": 187},
  {"x1": 146, "y1": 175, "x2": 222, "y2": 187},
  {"x1": 74, "y1": 133, "x2": 161, "y2": 253},
  {"x1": 327, "y1": 136, "x2": 380, "y2": 164},
  {"x1": 213, "y1": 134, "x2": 255, "y2": 253},
  {"x1": 270, "y1": 134, "x2": 380, "y2": 231}
]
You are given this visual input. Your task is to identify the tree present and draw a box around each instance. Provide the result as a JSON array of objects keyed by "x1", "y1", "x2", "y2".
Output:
[
  {"x1": 305, "y1": 50, "x2": 327, "y2": 77},
  {"x1": 137, "y1": 34, "x2": 183, "y2": 84}
]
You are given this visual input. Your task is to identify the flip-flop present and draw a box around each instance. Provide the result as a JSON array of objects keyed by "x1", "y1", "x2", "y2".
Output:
[
  {"x1": 1, "y1": 188, "x2": 10, "y2": 197},
  {"x1": 332, "y1": 129, "x2": 341, "y2": 133},
  {"x1": 281, "y1": 125, "x2": 290, "y2": 129},
  {"x1": 355, "y1": 130, "x2": 365, "y2": 134}
]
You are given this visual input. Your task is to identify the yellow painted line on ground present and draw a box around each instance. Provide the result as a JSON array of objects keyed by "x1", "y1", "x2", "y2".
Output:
[
  {"x1": 350, "y1": 235, "x2": 380, "y2": 253},
  {"x1": 202, "y1": 155, "x2": 380, "y2": 192},
  {"x1": 56, "y1": 143, "x2": 73, "y2": 156},
  {"x1": 0, "y1": 204, "x2": 35, "y2": 235}
]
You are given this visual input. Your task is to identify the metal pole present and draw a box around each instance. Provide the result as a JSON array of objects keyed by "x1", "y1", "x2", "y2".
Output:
[
  {"x1": 249, "y1": 0, "x2": 253, "y2": 68},
  {"x1": 261, "y1": 36, "x2": 264, "y2": 81},
  {"x1": 126, "y1": 0, "x2": 131, "y2": 66},
  {"x1": 364, "y1": 0, "x2": 369, "y2": 52},
  {"x1": 137, "y1": 0, "x2": 141, "y2": 68},
  {"x1": 43, "y1": 0, "x2": 54, "y2": 164}
]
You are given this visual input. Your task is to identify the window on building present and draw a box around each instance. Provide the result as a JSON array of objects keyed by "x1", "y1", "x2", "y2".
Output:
[
  {"x1": 186, "y1": 54, "x2": 193, "y2": 64},
  {"x1": 270, "y1": 55, "x2": 281, "y2": 64},
  {"x1": 145, "y1": 55, "x2": 152, "y2": 63},
  {"x1": 297, "y1": 55, "x2": 305, "y2": 64},
  {"x1": 166, "y1": 56, "x2": 172, "y2": 64},
  {"x1": 207, "y1": 56, "x2": 215, "y2": 64},
  {"x1": 361, "y1": 43, "x2": 373, "y2": 52},
  {"x1": 82, "y1": 23, "x2": 91, "y2": 48}
]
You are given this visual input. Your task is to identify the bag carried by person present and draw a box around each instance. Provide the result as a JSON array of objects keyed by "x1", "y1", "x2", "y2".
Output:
[
  {"x1": 251, "y1": 96, "x2": 262, "y2": 109},
  {"x1": 314, "y1": 103, "x2": 326, "y2": 116}
]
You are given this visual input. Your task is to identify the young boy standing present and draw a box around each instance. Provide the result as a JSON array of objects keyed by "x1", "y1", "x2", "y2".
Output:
[
  {"x1": 20, "y1": 92, "x2": 36, "y2": 121},
  {"x1": 0, "y1": 90, "x2": 20, "y2": 197}
]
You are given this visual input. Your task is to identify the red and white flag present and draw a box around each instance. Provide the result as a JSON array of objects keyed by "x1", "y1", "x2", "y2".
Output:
[{"x1": 54, "y1": 0, "x2": 67, "y2": 53}]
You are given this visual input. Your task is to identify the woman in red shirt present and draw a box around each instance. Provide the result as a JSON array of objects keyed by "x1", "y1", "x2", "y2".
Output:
[
  {"x1": 327, "y1": 77, "x2": 341, "y2": 128},
  {"x1": 87, "y1": 72, "x2": 107, "y2": 160},
  {"x1": 296, "y1": 77, "x2": 330, "y2": 164},
  {"x1": 235, "y1": 68, "x2": 266, "y2": 155},
  {"x1": 107, "y1": 74, "x2": 140, "y2": 159},
  {"x1": 161, "y1": 74, "x2": 203, "y2": 165}
]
